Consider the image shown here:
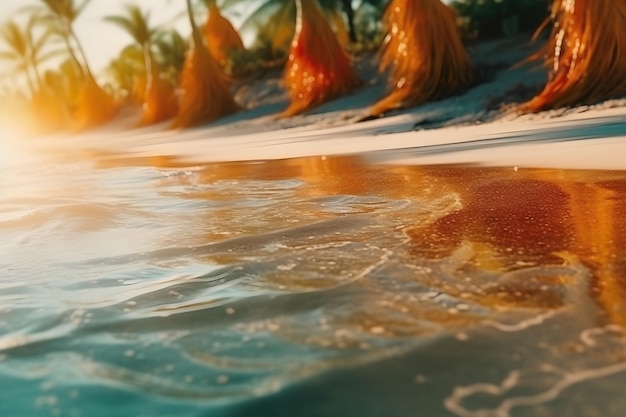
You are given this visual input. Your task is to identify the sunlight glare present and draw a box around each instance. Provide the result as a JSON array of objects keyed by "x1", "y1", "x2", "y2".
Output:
[
  {"x1": 0, "y1": 116, "x2": 30, "y2": 173},
  {"x1": 0, "y1": 126, "x2": 5, "y2": 170}
]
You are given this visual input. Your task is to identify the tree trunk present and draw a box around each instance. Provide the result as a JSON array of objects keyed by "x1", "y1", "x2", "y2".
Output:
[
  {"x1": 69, "y1": 28, "x2": 92, "y2": 79},
  {"x1": 340, "y1": 0, "x2": 357, "y2": 43}
]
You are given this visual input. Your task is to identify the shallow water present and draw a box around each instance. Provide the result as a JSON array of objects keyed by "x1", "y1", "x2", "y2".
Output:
[{"x1": 2, "y1": 145, "x2": 626, "y2": 417}]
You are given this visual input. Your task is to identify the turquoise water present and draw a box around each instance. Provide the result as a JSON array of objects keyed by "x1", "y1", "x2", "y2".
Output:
[{"x1": 2, "y1": 145, "x2": 626, "y2": 417}]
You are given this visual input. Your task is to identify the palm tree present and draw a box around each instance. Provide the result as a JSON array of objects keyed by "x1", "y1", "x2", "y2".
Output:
[
  {"x1": 200, "y1": 0, "x2": 245, "y2": 66},
  {"x1": 106, "y1": 44, "x2": 145, "y2": 104},
  {"x1": 369, "y1": 0, "x2": 474, "y2": 117},
  {"x1": 33, "y1": 0, "x2": 117, "y2": 129},
  {"x1": 0, "y1": 17, "x2": 60, "y2": 97},
  {"x1": 0, "y1": 20, "x2": 39, "y2": 97},
  {"x1": 153, "y1": 29, "x2": 187, "y2": 85},
  {"x1": 523, "y1": 0, "x2": 626, "y2": 111},
  {"x1": 105, "y1": 5, "x2": 178, "y2": 125},
  {"x1": 280, "y1": 0, "x2": 361, "y2": 117},
  {"x1": 169, "y1": 0, "x2": 240, "y2": 128},
  {"x1": 31, "y1": 0, "x2": 92, "y2": 77},
  {"x1": 221, "y1": 0, "x2": 360, "y2": 60},
  {"x1": 0, "y1": 17, "x2": 69, "y2": 133}
]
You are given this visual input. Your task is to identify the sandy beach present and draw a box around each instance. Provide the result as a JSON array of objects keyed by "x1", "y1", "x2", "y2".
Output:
[{"x1": 6, "y1": 35, "x2": 622, "y2": 172}]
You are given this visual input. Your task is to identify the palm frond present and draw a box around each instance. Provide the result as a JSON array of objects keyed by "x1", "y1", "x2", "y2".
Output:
[
  {"x1": 104, "y1": 5, "x2": 153, "y2": 46},
  {"x1": 37, "y1": 48, "x2": 68, "y2": 64},
  {"x1": 32, "y1": 26, "x2": 58, "y2": 55},
  {"x1": 0, "y1": 21, "x2": 28, "y2": 56},
  {"x1": 153, "y1": 29, "x2": 187, "y2": 68},
  {"x1": 0, "y1": 50, "x2": 19, "y2": 61}
]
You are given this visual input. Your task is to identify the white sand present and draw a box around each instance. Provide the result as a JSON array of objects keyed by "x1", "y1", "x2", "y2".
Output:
[{"x1": 10, "y1": 36, "x2": 626, "y2": 171}]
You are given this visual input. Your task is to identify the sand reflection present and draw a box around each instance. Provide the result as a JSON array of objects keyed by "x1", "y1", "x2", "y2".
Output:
[
  {"x1": 402, "y1": 166, "x2": 626, "y2": 327},
  {"x1": 91, "y1": 152, "x2": 626, "y2": 332}
]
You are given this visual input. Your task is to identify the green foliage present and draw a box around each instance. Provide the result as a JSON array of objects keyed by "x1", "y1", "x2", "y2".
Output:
[
  {"x1": 106, "y1": 44, "x2": 144, "y2": 97},
  {"x1": 220, "y1": 0, "x2": 387, "y2": 58},
  {"x1": 352, "y1": 0, "x2": 385, "y2": 49},
  {"x1": 153, "y1": 29, "x2": 187, "y2": 83},
  {"x1": 451, "y1": 0, "x2": 549, "y2": 39}
]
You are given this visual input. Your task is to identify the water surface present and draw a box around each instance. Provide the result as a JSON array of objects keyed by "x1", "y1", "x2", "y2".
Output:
[{"x1": 2, "y1": 147, "x2": 626, "y2": 417}]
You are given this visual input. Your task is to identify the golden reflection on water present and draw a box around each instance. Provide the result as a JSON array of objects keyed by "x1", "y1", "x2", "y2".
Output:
[{"x1": 93, "y1": 152, "x2": 626, "y2": 333}]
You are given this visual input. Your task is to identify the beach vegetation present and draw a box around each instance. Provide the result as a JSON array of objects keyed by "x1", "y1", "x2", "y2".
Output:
[
  {"x1": 524, "y1": 0, "x2": 626, "y2": 111},
  {"x1": 451, "y1": 0, "x2": 549, "y2": 39},
  {"x1": 280, "y1": 0, "x2": 362, "y2": 117},
  {"x1": 31, "y1": 0, "x2": 117, "y2": 130},
  {"x1": 200, "y1": 0, "x2": 246, "y2": 67},
  {"x1": 169, "y1": 0, "x2": 240, "y2": 128},
  {"x1": 370, "y1": 0, "x2": 475, "y2": 117},
  {"x1": 0, "y1": 15, "x2": 69, "y2": 133},
  {"x1": 105, "y1": 4, "x2": 178, "y2": 125},
  {"x1": 2, "y1": 0, "x2": 626, "y2": 135}
]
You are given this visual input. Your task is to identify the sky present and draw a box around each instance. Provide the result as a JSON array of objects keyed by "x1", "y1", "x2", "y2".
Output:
[{"x1": 0, "y1": 0, "x2": 189, "y2": 76}]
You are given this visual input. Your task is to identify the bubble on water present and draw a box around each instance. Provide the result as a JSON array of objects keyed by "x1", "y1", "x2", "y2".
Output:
[
  {"x1": 35, "y1": 395, "x2": 58, "y2": 408},
  {"x1": 266, "y1": 322, "x2": 281, "y2": 332},
  {"x1": 456, "y1": 332, "x2": 469, "y2": 341},
  {"x1": 369, "y1": 326, "x2": 385, "y2": 335},
  {"x1": 277, "y1": 263, "x2": 297, "y2": 271}
]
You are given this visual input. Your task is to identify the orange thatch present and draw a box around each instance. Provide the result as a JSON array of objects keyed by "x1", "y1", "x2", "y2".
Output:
[
  {"x1": 203, "y1": 3, "x2": 245, "y2": 65},
  {"x1": 130, "y1": 74, "x2": 146, "y2": 106},
  {"x1": 370, "y1": 0, "x2": 474, "y2": 116},
  {"x1": 140, "y1": 58, "x2": 178, "y2": 125},
  {"x1": 72, "y1": 75, "x2": 118, "y2": 130},
  {"x1": 523, "y1": 0, "x2": 626, "y2": 112},
  {"x1": 281, "y1": 0, "x2": 361, "y2": 118},
  {"x1": 170, "y1": 2, "x2": 239, "y2": 129}
]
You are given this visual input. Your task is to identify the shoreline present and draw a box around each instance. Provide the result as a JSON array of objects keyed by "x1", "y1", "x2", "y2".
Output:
[{"x1": 10, "y1": 35, "x2": 626, "y2": 172}]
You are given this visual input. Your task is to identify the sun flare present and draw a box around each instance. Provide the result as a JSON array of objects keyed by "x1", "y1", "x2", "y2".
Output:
[{"x1": 0, "y1": 128, "x2": 5, "y2": 170}]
